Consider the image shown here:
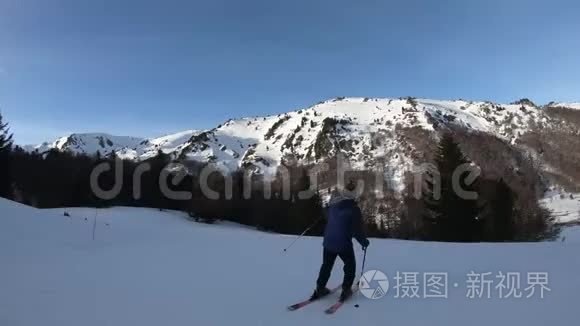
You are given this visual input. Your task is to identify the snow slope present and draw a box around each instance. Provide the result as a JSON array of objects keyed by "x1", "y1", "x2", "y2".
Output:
[
  {"x1": 0, "y1": 198, "x2": 578, "y2": 326},
  {"x1": 116, "y1": 130, "x2": 198, "y2": 160}
]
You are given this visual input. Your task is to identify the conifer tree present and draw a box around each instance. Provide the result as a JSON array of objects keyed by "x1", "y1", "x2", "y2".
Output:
[
  {"x1": 489, "y1": 178, "x2": 515, "y2": 241},
  {"x1": 0, "y1": 113, "x2": 14, "y2": 199},
  {"x1": 423, "y1": 133, "x2": 480, "y2": 241}
]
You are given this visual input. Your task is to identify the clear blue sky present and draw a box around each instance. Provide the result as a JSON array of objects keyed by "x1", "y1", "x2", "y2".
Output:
[{"x1": 0, "y1": 0, "x2": 579, "y2": 144}]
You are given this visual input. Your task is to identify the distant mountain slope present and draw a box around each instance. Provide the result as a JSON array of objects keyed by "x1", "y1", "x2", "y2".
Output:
[
  {"x1": 26, "y1": 133, "x2": 145, "y2": 157},
  {"x1": 546, "y1": 102, "x2": 580, "y2": 110},
  {"x1": 26, "y1": 130, "x2": 198, "y2": 160}
]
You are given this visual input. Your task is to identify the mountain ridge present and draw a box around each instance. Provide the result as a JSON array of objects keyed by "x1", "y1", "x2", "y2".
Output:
[{"x1": 22, "y1": 97, "x2": 580, "y2": 191}]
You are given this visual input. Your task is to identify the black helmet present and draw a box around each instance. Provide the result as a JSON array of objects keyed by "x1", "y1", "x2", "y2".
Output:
[{"x1": 345, "y1": 180, "x2": 356, "y2": 192}]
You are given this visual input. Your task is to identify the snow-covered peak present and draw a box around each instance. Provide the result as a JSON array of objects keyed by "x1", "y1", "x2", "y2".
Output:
[
  {"x1": 27, "y1": 133, "x2": 145, "y2": 156},
  {"x1": 26, "y1": 131, "x2": 199, "y2": 160}
]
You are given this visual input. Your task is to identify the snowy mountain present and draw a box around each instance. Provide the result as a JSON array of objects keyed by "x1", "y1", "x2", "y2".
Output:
[
  {"x1": 26, "y1": 130, "x2": 198, "y2": 160},
  {"x1": 25, "y1": 133, "x2": 145, "y2": 156},
  {"x1": 0, "y1": 196, "x2": 578, "y2": 325},
  {"x1": 176, "y1": 97, "x2": 548, "y2": 173},
  {"x1": 24, "y1": 97, "x2": 580, "y2": 191},
  {"x1": 26, "y1": 97, "x2": 549, "y2": 162}
]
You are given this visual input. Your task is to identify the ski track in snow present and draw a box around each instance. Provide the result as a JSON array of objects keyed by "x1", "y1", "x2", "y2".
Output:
[{"x1": 0, "y1": 198, "x2": 579, "y2": 326}]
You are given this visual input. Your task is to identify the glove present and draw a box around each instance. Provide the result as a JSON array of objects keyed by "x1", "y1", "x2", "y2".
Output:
[{"x1": 361, "y1": 238, "x2": 370, "y2": 249}]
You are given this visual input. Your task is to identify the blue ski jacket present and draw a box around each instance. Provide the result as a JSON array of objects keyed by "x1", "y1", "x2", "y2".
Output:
[{"x1": 323, "y1": 195, "x2": 368, "y2": 253}]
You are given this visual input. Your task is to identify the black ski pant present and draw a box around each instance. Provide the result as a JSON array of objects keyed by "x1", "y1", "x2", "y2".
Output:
[{"x1": 316, "y1": 246, "x2": 356, "y2": 292}]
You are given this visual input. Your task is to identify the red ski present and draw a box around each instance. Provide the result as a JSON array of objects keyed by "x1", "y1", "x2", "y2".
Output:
[
  {"x1": 287, "y1": 285, "x2": 341, "y2": 311},
  {"x1": 324, "y1": 285, "x2": 359, "y2": 315}
]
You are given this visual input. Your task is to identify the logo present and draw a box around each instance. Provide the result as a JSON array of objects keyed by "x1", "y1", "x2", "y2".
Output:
[{"x1": 359, "y1": 269, "x2": 389, "y2": 299}]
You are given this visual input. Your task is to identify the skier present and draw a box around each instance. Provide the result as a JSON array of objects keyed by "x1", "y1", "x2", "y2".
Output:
[{"x1": 311, "y1": 181, "x2": 370, "y2": 302}]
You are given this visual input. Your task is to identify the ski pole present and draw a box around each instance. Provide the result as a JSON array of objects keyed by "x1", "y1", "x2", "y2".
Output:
[
  {"x1": 283, "y1": 218, "x2": 322, "y2": 252},
  {"x1": 92, "y1": 208, "x2": 98, "y2": 241},
  {"x1": 354, "y1": 247, "x2": 368, "y2": 308},
  {"x1": 359, "y1": 247, "x2": 367, "y2": 285}
]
